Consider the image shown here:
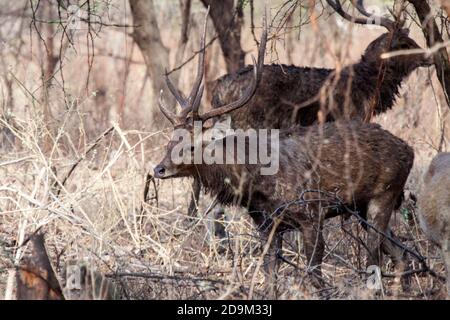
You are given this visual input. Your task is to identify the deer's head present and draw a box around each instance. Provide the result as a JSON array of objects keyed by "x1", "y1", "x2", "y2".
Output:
[
  {"x1": 154, "y1": 8, "x2": 267, "y2": 180},
  {"x1": 327, "y1": 0, "x2": 433, "y2": 71}
]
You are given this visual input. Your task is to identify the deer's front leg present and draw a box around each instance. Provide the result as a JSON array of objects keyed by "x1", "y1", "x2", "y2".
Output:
[
  {"x1": 261, "y1": 231, "x2": 283, "y2": 299},
  {"x1": 249, "y1": 210, "x2": 283, "y2": 298},
  {"x1": 300, "y1": 222, "x2": 325, "y2": 289},
  {"x1": 187, "y1": 179, "x2": 201, "y2": 217}
]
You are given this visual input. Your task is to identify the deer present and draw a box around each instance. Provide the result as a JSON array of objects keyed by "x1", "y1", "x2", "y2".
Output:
[
  {"x1": 154, "y1": 10, "x2": 415, "y2": 296},
  {"x1": 417, "y1": 153, "x2": 450, "y2": 298},
  {"x1": 210, "y1": 0, "x2": 432, "y2": 128},
  {"x1": 187, "y1": 0, "x2": 431, "y2": 218}
]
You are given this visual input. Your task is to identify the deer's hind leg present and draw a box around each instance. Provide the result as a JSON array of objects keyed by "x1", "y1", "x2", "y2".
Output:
[
  {"x1": 289, "y1": 202, "x2": 325, "y2": 289},
  {"x1": 358, "y1": 201, "x2": 409, "y2": 280},
  {"x1": 365, "y1": 192, "x2": 409, "y2": 291},
  {"x1": 442, "y1": 242, "x2": 450, "y2": 298},
  {"x1": 380, "y1": 228, "x2": 410, "y2": 290}
]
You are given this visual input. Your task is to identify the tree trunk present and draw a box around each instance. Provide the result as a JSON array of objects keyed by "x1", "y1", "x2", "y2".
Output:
[
  {"x1": 200, "y1": 0, "x2": 246, "y2": 74},
  {"x1": 129, "y1": 0, "x2": 174, "y2": 127},
  {"x1": 408, "y1": 0, "x2": 450, "y2": 107},
  {"x1": 40, "y1": 2, "x2": 59, "y2": 155},
  {"x1": 170, "y1": 0, "x2": 191, "y2": 102},
  {"x1": 16, "y1": 233, "x2": 64, "y2": 300}
]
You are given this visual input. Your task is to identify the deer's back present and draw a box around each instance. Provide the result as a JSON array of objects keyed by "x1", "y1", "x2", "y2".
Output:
[
  {"x1": 255, "y1": 122, "x2": 414, "y2": 209},
  {"x1": 418, "y1": 153, "x2": 450, "y2": 245},
  {"x1": 210, "y1": 62, "x2": 400, "y2": 129},
  {"x1": 211, "y1": 64, "x2": 333, "y2": 128}
]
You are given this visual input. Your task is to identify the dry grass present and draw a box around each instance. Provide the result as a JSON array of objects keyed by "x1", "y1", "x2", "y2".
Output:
[{"x1": 1, "y1": 0, "x2": 449, "y2": 300}]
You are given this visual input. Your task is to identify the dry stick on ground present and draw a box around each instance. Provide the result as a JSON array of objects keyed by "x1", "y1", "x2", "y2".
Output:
[
  {"x1": 16, "y1": 232, "x2": 64, "y2": 300},
  {"x1": 407, "y1": 0, "x2": 450, "y2": 107}
]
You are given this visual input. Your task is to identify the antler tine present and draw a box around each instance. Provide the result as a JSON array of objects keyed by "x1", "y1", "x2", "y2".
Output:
[
  {"x1": 158, "y1": 90, "x2": 177, "y2": 125},
  {"x1": 165, "y1": 72, "x2": 188, "y2": 109},
  {"x1": 191, "y1": 84, "x2": 204, "y2": 119},
  {"x1": 326, "y1": 0, "x2": 372, "y2": 25},
  {"x1": 326, "y1": 0, "x2": 394, "y2": 31},
  {"x1": 352, "y1": 0, "x2": 372, "y2": 17},
  {"x1": 181, "y1": 6, "x2": 210, "y2": 119},
  {"x1": 199, "y1": 10, "x2": 267, "y2": 122},
  {"x1": 352, "y1": 0, "x2": 395, "y2": 31},
  {"x1": 256, "y1": 10, "x2": 267, "y2": 77}
]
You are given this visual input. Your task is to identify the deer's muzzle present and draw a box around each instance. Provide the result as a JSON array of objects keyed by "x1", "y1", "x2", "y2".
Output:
[{"x1": 154, "y1": 164, "x2": 167, "y2": 179}]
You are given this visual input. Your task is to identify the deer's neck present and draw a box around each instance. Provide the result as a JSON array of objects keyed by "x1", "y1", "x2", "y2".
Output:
[
  {"x1": 194, "y1": 163, "x2": 253, "y2": 207},
  {"x1": 352, "y1": 58, "x2": 410, "y2": 115},
  {"x1": 354, "y1": 56, "x2": 410, "y2": 114}
]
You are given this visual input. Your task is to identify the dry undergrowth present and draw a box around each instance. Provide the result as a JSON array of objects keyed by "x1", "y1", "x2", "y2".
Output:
[
  {"x1": 0, "y1": 0, "x2": 449, "y2": 300},
  {"x1": 0, "y1": 90, "x2": 449, "y2": 300}
]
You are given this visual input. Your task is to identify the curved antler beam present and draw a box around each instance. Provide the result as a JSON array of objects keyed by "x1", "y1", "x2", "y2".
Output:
[
  {"x1": 158, "y1": 90, "x2": 178, "y2": 125},
  {"x1": 326, "y1": 0, "x2": 395, "y2": 31}
]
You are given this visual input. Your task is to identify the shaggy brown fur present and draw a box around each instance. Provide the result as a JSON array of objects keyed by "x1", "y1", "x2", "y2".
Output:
[
  {"x1": 185, "y1": 33, "x2": 428, "y2": 267},
  {"x1": 418, "y1": 153, "x2": 450, "y2": 297},
  {"x1": 210, "y1": 30, "x2": 430, "y2": 129},
  {"x1": 156, "y1": 12, "x2": 415, "y2": 294},
  {"x1": 155, "y1": 121, "x2": 414, "y2": 290},
  {"x1": 187, "y1": 30, "x2": 429, "y2": 216}
]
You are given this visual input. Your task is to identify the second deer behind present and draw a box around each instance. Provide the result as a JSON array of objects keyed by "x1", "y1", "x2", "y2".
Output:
[{"x1": 154, "y1": 9, "x2": 415, "y2": 297}]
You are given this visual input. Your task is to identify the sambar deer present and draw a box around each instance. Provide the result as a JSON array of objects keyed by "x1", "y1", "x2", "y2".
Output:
[
  {"x1": 188, "y1": 0, "x2": 431, "y2": 217},
  {"x1": 154, "y1": 10, "x2": 415, "y2": 295},
  {"x1": 210, "y1": 0, "x2": 432, "y2": 128},
  {"x1": 417, "y1": 153, "x2": 450, "y2": 298}
]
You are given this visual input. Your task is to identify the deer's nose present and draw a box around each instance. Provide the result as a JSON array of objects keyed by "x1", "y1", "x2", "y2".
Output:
[{"x1": 154, "y1": 165, "x2": 166, "y2": 178}]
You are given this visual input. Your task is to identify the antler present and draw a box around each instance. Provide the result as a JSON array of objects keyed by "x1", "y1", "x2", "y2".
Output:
[
  {"x1": 159, "y1": 6, "x2": 267, "y2": 125},
  {"x1": 158, "y1": 90, "x2": 178, "y2": 125},
  {"x1": 159, "y1": 6, "x2": 209, "y2": 126},
  {"x1": 197, "y1": 11, "x2": 267, "y2": 122},
  {"x1": 326, "y1": 0, "x2": 396, "y2": 31}
]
